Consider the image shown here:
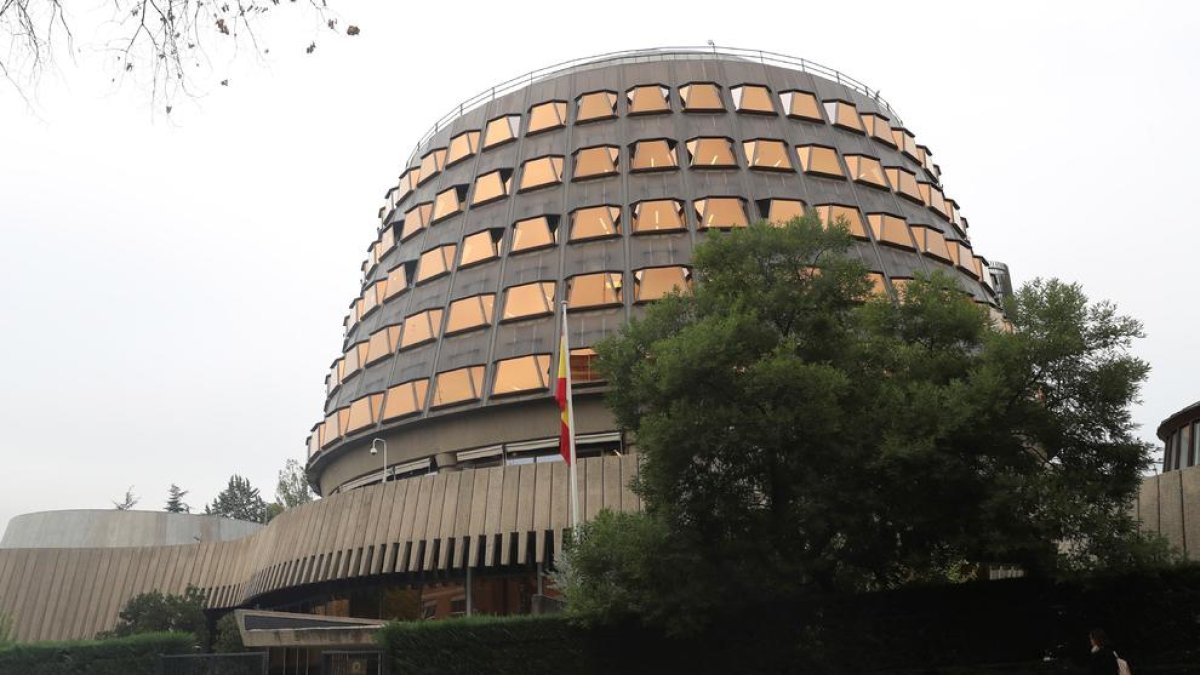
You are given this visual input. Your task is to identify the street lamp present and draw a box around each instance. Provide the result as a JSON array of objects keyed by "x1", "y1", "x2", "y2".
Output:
[{"x1": 370, "y1": 438, "x2": 388, "y2": 485}]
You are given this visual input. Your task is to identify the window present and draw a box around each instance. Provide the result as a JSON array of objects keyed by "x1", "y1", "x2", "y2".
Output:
[
  {"x1": 432, "y1": 185, "x2": 467, "y2": 222},
  {"x1": 631, "y1": 199, "x2": 685, "y2": 233},
  {"x1": 570, "y1": 205, "x2": 621, "y2": 241},
  {"x1": 415, "y1": 244, "x2": 457, "y2": 283},
  {"x1": 460, "y1": 229, "x2": 503, "y2": 268},
  {"x1": 345, "y1": 394, "x2": 385, "y2": 434},
  {"x1": 861, "y1": 114, "x2": 895, "y2": 147},
  {"x1": 626, "y1": 85, "x2": 670, "y2": 114},
  {"x1": 760, "y1": 198, "x2": 806, "y2": 225},
  {"x1": 400, "y1": 308, "x2": 444, "y2": 349},
  {"x1": 884, "y1": 167, "x2": 922, "y2": 203},
  {"x1": 383, "y1": 262, "x2": 412, "y2": 301},
  {"x1": 573, "y1": 146, "x2": 620, "y2": 180},
  {"x1": 694, "y1": 197, "x2": 748, "y2": 229},
  {"x1": 571, "y1": 348, "x2": 603, "y2": 384},
  {"x1": 634, "y1": 266, "x2": 691, "y2": 301},
  {"x1": 918, "y1": 183, "x2": 948, "y2": 215},
  {"x1": 814, "y1": 204, "x2": 868, "y2": 240},
  {"x1": 864, "y1": 272, "x2": 888, "y2": 298},
  {"x1": 796, "y1": 145, "x2": 844, "y2": 178},
  {"x1": 471, "y1": 169, "x2": 513, "y2": 206},
  {"x1": 890, "y1": 276, "x2": 914, "y2": 301},
  {"x1": 528, "y1": 100, "x2": 567, "y2": 134},
  {"x1": 731, "y1": 84, "x2": 775, "y2": 114},
  {"x1": 845, "y1": 155, "x2": 889, "y2": 189},
  {"x1": 511, "y1": 215, "x2": 558, "y2": 253},
  {"x1": 891, "y1": 127, "x2": 920, "y2": 160},
  {"x1": 567, "y1": 272, "x2": 623, "y2": 309},
  {"x1": 911, "y1": 225, "x2": 952, "y2": 263},
  {"x1": 321, "y1": 408, "x2": 346, "y2": 447},
  {"x1": 417, "y1": 148, "x2": 447, "y2": 184},
  {"x1": 519, "y1": 156, "x2": 564, "y2": 191},
  {"x1": 446, "y1": 130, "x2": 480, "y2": 166},
  {"x1": 679, "y1": 82, "x2": 723, "y2": 111},
  {"x1": 483, "y1": 114, "x2": 521, "y2": 149},
  {"x1": 432, "y1": 366, "x2": 485, "y2": 407},
  {"x1": 630, "y1": 139, "x2": 678, "y2": 171},
  {"x1": 576, "y1": 90, "x2": 617, "y2": 123},
  {"x1": 868, "y1": 213, "x2": 914, "y2": 250},
  {"x1": 394, "y1": 168, "x2": 419, "y2": 205},
  {"x1": 492, "y1": 354, "x2": 552, "y2": 396},
  {"x1": 685, "y1": 137, "x2": 737, "y2": 168},
  {"x1": 342, "y1": 342, "x2": 368, "y2": 379},
  {"x1": 445, "y1": 294, "x2": 495, "y2": 335},
  {"x1": 381, "y1": 379, "x2": 429, "y2": 421},
  {"x1": 360, "y1": 281, "x2": 386, "y2": 318},
  {"x1": 823, "y1": 100, "x2": 863, "y2": 132},
  {"x1": 401, "y1": 203, "x2": 433, "y2": 241},
  {"x1": 779, "y1": 90, "x2": 823, "y2": 121},
  {"x1": 503, "y1": 281, "x2": 555, "y2": 320},
  {"x1": 365, "y1": 325, "x2": 402, "y2": 365},
  {"x1": 743, "y1": 139, "x2": 793, "y2": 171}
]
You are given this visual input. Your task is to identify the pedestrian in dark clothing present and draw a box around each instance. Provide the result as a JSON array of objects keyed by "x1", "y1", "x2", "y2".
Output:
[{"x1": 1089, "y1": 628, "x2": 1118, "y2": 675}]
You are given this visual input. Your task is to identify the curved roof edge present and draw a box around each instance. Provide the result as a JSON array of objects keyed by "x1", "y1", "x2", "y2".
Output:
[{"x1": 1157, "y1": 400, "x2": 1200, "y2": 441}]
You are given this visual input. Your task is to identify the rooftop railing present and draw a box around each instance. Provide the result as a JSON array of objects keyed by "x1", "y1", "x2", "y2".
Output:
[{"x1": 403, "y1": 45, "x2": 904, "y2": 166}]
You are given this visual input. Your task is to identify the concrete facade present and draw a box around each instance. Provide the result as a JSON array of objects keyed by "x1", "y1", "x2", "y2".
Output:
[{"x1": 0, "y1": 510, "x2": 262, "y2": 549}]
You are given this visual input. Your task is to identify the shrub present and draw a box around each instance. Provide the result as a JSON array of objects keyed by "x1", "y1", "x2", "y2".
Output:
[{"x1": 0, "y1": 632, "x2": 194, "y2": 675}]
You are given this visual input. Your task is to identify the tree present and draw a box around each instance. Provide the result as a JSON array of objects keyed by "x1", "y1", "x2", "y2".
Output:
[
  {"x1": 212, "y1": 612, "x2": 246, "y2": 654},
  {"x1": 100, "y1": 585, "x2": 207, "y2": 644},
  {"x1": 112, "y1": 486, "x2": 138, "y2": 510},
  {"x1": 165, "y1": 484, "x2": 190, "y2": 514},
  {"x1": 565, "y1": 213, "x2": 1154, "y2": 632},
  {"x1": 206, "y1": 475, "x2": 267, "y2": 524},
  {"x1": 276, "y1": 458, "x2": 315, "y2": 509},
  {"x1": 1, "y1": 1, "x2": 358, "y2": 110},
  {"x1": 0, "y1": 609, "x2": 13, "y2": 647}
]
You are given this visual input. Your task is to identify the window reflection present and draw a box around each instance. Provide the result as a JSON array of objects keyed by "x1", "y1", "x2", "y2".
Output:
[
  {"x1": 861, "y1": 114, "x2": 895, "y2": 147},
  {"x1": 845, "y1": 155, "x2": 889, "y2": 189},
  {"x1": 912, "y1": 225, "x2": 952, "y2": 263},
  {"x1": 401, "y1": 203, "x2": 433, "y2": 241},
  {"x1": 685, "y1": 137, "x2": 737, "y2": 168},
  {"x1": 483, "y1": 114, "x2": 521, "y2": 149},
  {"x1": 418, "y1": 149, "x2": 447, "y2": 184},
  {"x1": 511, "y1": 215, "x2": 558, "y2": 253},
  {"x1": 415, "y1": 244, "x2": 457, "y2": 283},
  {"x1": 345, "y1": 393, "x2": 385, "y2": 434},
  {"x1": 384, "y1": 262, "x2": 412, "y2": 301},
  {"x1": 796, "y1": 145, "x2": 845, "y2": 178},
  {"x1": 365, "y1": 325, "x2": 402, "y2": 365},
  {"x1": 432, "y1": 366, "x2": 485, "y2": 407},
  {"x1": 884, "y1": 167, "x2": 922, "y2": 203},
  {"x1": 822, "y1": 100, "x2": 863, "y2": 132},
  {"x1": 432, "y1": 185, "x2": 467, "y2": 222},
  {"x1": 446, "y1": 130, "x2": 480, "y2": 166},
  {"x1": 630, "y1": 139, "x2": 678, "y2": 171},
  {"x1": 891, "y1": 127, "x2": 920, "y2": 160},
  {"x1": 573, "y1": 146, "x2": 620, "y2": 180},
  {"x1": 626, "y1": 85, "x2": 670, "y2": 114},
  {"x1": 460, "y1": 229, "x2": 503, "y2": 267},
  {"x1": 503, "y1": 281, "x2": 555, "y2": 320},
  {"x1": 868, "y1": 213, "x2": 914, "y2": 250},
  {"x1": 813, "y1": 204, "x2": 868, "y2": 240},
  {"x1": 743, "y1": 139, "x2": 793, "y2": 171},
  {"x1": 731, "y1": 84, "x2": 775, "y2": 114},
  {"x1": 445, "y1": 294, "x2": 495, "y2": 335},
  {"x1": 492, "y1": 354, "x2": 552, "y2": 396},
  {"x1": 381, "y1": 379, "x2": 429, "y2": 421},
  {"x1": 631, "y1": 199, "x2": 685, "y2": 233},
  {"x1": 779, "y1": 90, "x2": 823, "y2": 121},
  {"x1": 576, "y1": 91, "x2": 617, "y2": 123},
  {"x1": 528, "y1": 101, "x2": 568, "y2": 135},
  {"x1": 694, "y1": 197, "x2": 748, "y2": 229},
  {"x1": 519, "y1": 156, "x2": 564, "y2": 191},
  {"x1": 471, "y1": 169, "x2": 513, "y2": 206},
  {"x1": 400, "y1": 308, "x2": 444, "y2": 349},
  {"x1": 679, "y1": 83, "x2": 724, "y2": 111},
  {"x1": 567, "y1": 272, "x2": 623, "y2": 309},
  {"x1": 570, "y1": 205, "x2": 621, "y2": 241},
  {"x1": 917, "y1": 182, "x2": 948, "y2": 215},
  {"x1": 759, "y1": 198, "x2": 806, "y2": 225},
  {"x1": 634, "y1": 266, "x2": 691, "y2": 301}
]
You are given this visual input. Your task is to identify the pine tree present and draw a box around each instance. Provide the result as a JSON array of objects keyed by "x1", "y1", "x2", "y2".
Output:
[
  {"x1": 165, "y1": 484, "x2": 191, "y2": 513},
  {"x1": 206, "y1": 475, "x2": 268, "y2": 523}
]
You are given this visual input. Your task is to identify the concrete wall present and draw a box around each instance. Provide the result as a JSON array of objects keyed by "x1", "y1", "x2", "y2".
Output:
[
  {"x1": 1134, "y1": 464, "x2": 1200, "y2": 558},
  {"x1": 0, "y1": 510, "x2": 262, "y2": 549}
]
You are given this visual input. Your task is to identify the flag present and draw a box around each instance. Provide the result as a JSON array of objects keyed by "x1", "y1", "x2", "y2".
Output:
[{"x1": 555, "y1": 327, "x2": 573, "y2": 465}]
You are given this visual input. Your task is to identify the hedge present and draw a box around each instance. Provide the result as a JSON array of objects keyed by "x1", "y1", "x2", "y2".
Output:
[
  {"x1": 0, "y1": 632, "x2": 195, "y2": 675},
  {"x1": 378, "y1": 565, "x2": 1200, "y2": 675}
]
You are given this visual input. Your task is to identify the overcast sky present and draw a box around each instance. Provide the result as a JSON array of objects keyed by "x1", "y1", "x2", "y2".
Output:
[{"x1": 1, "y1": 1, "x2": 1197, "y2": 531}]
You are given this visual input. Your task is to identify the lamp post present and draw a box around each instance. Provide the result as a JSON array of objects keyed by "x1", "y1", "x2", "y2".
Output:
[{"x1": 370, "y1": 438, "x2": 388, "y2": 485}]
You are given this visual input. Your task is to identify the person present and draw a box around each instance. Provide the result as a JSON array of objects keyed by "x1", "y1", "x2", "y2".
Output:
[{"x1": 1089, "y1": 628, "x2": 1118, "y2": 675}]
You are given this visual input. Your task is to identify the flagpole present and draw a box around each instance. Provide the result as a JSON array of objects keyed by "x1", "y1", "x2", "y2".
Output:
[{"x1": 561, "y1": 301, "x2": 581, "y2": 533}]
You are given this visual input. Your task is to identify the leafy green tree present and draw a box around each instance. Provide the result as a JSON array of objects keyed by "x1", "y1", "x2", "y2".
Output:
[
  {"x1": 164, "y1": 484, "x2": 190, "y2": 514},
  {"x1": 112, "y1": 486, "x2": 138, "y2": 511},
  {"x1": 206, "y1": 475, "x2": 267, "y2": 524},
  {"x1": 566, "y1": 213, "x2": 1154, "y2": 632},
  {"x1": 212, "y1": 612, "x2": 246, "y2": 653},
  {"x1": 100, "y1": 586, "x2": 207, "y2": 644},
  {"x1": 276, "y1": 458, "x2": 315, "y2": 509}
]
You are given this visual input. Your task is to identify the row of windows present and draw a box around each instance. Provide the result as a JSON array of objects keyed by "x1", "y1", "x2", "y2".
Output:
[
  {"x1": 380, "y1": 83, "x2": 939, "y2": 222},
  {"x1": 330, "y1": 267, "x2": 691, "y2": 390},
  {"x1": 312, "y1": 349, "x2": 603, "y2": 455},
  {"x1": 348, "y1": 199, "x2": 984, "y2": 329},
  {"x1": 1164, "y1": 421, "x2": 1200, "y2": 472},
  {"x1": 362, "y1": 140, "x2": 965, "y2": 273}
]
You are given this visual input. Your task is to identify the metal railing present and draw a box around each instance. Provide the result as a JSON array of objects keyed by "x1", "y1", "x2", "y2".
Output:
[{"x1": 404, "y1": 45, "x2": 904, "y2": 165}]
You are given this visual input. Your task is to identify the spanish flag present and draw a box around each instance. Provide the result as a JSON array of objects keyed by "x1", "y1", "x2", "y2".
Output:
[{"x1": 555, "y1": 314, "x2": 574, "y2": 465}]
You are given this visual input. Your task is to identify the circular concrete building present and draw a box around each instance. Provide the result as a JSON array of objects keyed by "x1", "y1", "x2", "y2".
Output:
[
  {"x1": 306, "y1": 47, "x2": 1004, "y2": 496},
  {"x1": 1159, "y1": 401, "x2": 1200, "y2": 472}
]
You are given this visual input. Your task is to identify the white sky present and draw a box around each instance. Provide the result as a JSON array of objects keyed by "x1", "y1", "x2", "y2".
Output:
[{"x1": 1, "y1": 1, "x2": 1197, "y2": 531}]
